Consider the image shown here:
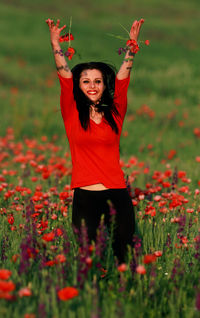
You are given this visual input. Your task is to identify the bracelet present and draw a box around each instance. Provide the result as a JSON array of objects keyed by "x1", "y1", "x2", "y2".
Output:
[
  {"x1": 127, "y1": 51, "x2": 135, "y2": 57},
  {"x1": 53, "y1": 49, "x2": 64, "y2": 56},
  {"x1": 124, "y1": 57, "x2": 134, "y2": 62}
]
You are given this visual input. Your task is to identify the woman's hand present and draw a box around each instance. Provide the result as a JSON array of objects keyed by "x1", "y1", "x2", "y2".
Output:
[
  {"x1": 129, "y1": 19, "x2": 144, "y2": 42},
  {"x1": 46, "y1": 18, "x2": 66, "y2": 46},
  {"x1": 117, "y1": 18, "x2": 144, "y2": 80},
  {"x1": 46, "y1": 18, "x2": 72, "y2": 78}
]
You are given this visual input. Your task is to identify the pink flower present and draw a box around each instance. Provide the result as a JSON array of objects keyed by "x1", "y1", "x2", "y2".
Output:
[
  {"x1": 85, "y1": 257, "x2": 93, "y2": 268},
  {"x1": 145, "y1": 40, "x2": 150, "y2": 46},
  {"x1": 18, "y1": 287, "x2": 32, "y2": 297},
  {"x1": 186, "y1": 208, "x2": 194, "y2": 213},
  {"x1": 154, "y1": 251, "x2": 163, "y2": 257},
  {"x1": 136, "y1": 265, "x2": 146, "y2": 275}
]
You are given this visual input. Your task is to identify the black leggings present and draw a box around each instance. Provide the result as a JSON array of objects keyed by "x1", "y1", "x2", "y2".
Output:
[{"x1": 72, "y1": 188, "x2": 135, "y2": 263}]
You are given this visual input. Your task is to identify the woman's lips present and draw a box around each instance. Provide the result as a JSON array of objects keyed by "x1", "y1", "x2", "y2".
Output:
[{"x1": 87, "y1": 90, "x2": 97, "y2": 95}]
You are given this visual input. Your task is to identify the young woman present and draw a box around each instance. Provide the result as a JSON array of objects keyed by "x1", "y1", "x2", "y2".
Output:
[{"x1": 46, "y1": 18, "x2": 143, "y2": 264}]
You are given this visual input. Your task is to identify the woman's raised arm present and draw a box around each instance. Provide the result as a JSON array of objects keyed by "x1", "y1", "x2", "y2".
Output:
[
  {"x1": 46, "y1": 18, "x2": 72, "y2": 78},
  {"x1": 117, "y1": 19, "x2": 144, "y2": 80}
]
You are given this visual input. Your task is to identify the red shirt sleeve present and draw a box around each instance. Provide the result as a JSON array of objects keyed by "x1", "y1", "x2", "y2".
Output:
[
  {"x1": 114, "y1": 76, "x2": 130, "y2": 121},
  {"x1": 57, "y1": 73, "x2": 75, "y2": 121}
]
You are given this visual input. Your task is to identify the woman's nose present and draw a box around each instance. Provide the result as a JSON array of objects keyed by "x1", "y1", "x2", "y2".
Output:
[{"x1": 89, "y1": 81, "x2": 95, "y2": 88}]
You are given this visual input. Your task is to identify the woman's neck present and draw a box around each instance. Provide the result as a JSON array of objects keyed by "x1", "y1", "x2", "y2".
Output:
[{"x1": 90, "y1": 105, "x2": 104, "y2": 123}]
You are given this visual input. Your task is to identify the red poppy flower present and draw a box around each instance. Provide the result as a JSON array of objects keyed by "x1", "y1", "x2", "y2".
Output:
[
  {"x1": 194, "y1": 128, "x2": 200, "y2": 138},
  {"x1": 54, "y1": 228, "x2": 63, "y2": 236},
  {"x1": 27, "y1": 248, "x2": 39, "y2": 259},
  {"x1": 51, "y1": 213, "x2": 57, "y2": 220},
  {"x1": 65, "y1": 47, "x2": 75, "y2": 60},
  {"x1": 167, "y1": 149, "x2": 176, "y2": 160},
  {"x1": 0, "y1": 291, "x2": 14, "y2": 300},
  {"x1": 186, "y1": 208, "x2": 194, "y2": 213},
  {"x1": 99, "y1": 267, "x2": 107, "y2": 278},
  {"x1": 145, "y1": 205, "x2": 156, "y2": 216},
  {"x1": 162, "y1": 181, "x2": 171, "y2": 188},
  {"x1": 178, "y1": 186, "x2": 189, "y2": 193},
  {"x1": 0, "y1": 269, "x2": 12, "y2": 280},
  {"x1": 143, "y1": 254, "x2": 157, "y2": 264},
  {"x1": 154, "y1": 251, "x2": 163, "y2": 257},
  {"x1": 59, "y1": 191, "x2": 69, "y2": 200},
  {"x1": 178, "y1": 171, "x2": 186, "y2": 178},
  {"x1": 59, "y1": 33, "x2": 74, "y2": 42},
  {"x1": 181, "y1": 236, "x2": 188, "y2": 244},
  {"x1": 12, "y1": 254, "x2": 19, "y2": 263},
  {"x1": 117, "y1": 263, "x2": 127, "y2": 272},
  {"x1": 45, "y1": 260, "x2": 55, "y2": 267},
  {"x1": 145, "y1": 40, "x2": 150, "y2": 46},
  {"x1": 57, "y1": 287, "x2": 79, "y2": 301},
  {"x1": 0, "y1": 280, "x2": 15, "y2": 292},
  {"x1": 42, "y1": 231, "x2": 55, "y2": 242},
  {"x1": 24, "y1": 314, "x2": 36, "y2": 318},
  {"x1": 126, "y1": 39, "x2": 139, "y2": 54},
  {"x1": 55, "y1": 254, "x2": 66, "y2": 264}
]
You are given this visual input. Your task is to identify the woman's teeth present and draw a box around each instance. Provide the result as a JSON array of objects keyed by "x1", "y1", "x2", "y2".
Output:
[{"x1": 87, "y1": 90, "x2": 97, "y2": 95}]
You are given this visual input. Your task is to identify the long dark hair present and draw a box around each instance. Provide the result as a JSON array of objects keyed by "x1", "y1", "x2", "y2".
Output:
[{"x1": 71, "y1": 62, "x2": 119, "y2": 134}]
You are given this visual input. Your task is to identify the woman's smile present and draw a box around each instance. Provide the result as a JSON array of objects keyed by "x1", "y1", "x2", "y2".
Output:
[{"x1": 87, "y1": 90, "x2": 98, "y2": 95}]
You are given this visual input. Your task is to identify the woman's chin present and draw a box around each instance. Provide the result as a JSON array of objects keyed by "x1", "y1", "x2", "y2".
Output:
[{"x1": 88, "y1": 97, "x2": 99, "y2": 103}]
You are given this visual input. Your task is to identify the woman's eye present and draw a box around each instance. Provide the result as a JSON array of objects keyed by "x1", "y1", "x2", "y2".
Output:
[
  {"x1": 95, "y1": 80, "x2": 102, "y2": 84},
  {"x1": 83, "y1": 80, "x2": 89, "y2": 83}
]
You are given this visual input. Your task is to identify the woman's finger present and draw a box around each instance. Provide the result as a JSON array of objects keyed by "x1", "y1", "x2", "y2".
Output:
[
  {"x1": 137, "y1": 19, "x2": 144, "y2": 34},
  {"x1": 136, "y1": 21, "x2": 140, "y2": 34},
  {"x1": 45, "y1": 18, "x2": 52, "y2": 26},
  {"x1": 132, "y1": 20, "x2": 138, "y2": 28},
  {"x1": 56, "y1": 19, "x2": 60, "y2": 28},
  {"x1": 60, "y1": 25, "x2": 67, "y2": 32},
  {"x1": 130, "y1": 20, "x2": 137, "y2": 33}
]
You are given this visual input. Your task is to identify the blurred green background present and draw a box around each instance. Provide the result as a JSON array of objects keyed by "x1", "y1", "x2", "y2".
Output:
[{"x1": 0, "y1": 0, "x2": 200, "y2": 179}]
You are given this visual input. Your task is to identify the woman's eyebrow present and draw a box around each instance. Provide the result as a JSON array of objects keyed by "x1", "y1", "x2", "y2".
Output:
[{"x1": 80, "y1": 77, "x2": 103, "y2": 80}]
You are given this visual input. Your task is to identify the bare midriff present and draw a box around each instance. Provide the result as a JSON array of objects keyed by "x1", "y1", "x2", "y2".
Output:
[{"x1": 80, "y1": 183, "x2": 108, "y2": 191}]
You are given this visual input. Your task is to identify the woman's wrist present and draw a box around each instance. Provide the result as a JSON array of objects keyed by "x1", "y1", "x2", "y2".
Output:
[
  {"x1": 51, "y1": 40, "x2": 60, "y2": 49},
  {"x1": 126, "y1": 39, "x2": 139, "y2": 54}
]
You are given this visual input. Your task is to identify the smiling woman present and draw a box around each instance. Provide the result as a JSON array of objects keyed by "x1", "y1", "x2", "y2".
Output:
[
  {"x1": 46, "y1": 18, "x2": 144, "y2": 264},
  {"x1": 71, "y1": 61, "x2": 118, "y2": 132}
]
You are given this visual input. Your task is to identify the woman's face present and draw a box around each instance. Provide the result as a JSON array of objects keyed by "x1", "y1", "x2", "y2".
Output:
[{"x1": 79, "y1": 69, "x2": 105, "y2": 104}]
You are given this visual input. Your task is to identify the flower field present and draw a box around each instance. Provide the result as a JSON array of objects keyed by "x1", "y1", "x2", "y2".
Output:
[
  {"x1": 0, "y1": 0, "x2": 200, "y2": 317},
  {"x1": 0, "y1": 128, "x2": 200, "y2": 317}
]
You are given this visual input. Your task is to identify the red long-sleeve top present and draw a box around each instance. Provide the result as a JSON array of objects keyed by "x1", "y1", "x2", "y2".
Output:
[{"x1": 58, "y1": 73, "x2": 130, "y2": 189}]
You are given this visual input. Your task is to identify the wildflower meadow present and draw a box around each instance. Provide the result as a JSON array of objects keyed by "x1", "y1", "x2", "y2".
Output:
[{"x1": 0, "y1": 0, "x2": 200, "y2": 317}]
